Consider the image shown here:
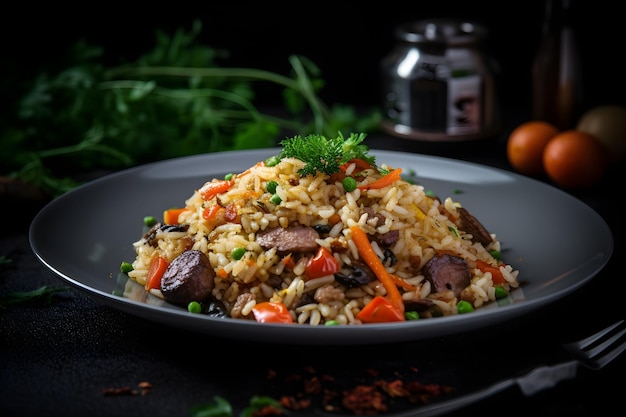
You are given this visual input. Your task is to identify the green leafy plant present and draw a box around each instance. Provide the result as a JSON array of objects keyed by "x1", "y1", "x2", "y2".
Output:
[{"x1": 0, "y1": 20, "x2": 381, "y2": 198}]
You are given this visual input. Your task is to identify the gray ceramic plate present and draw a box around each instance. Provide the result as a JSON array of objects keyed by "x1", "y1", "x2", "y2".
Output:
[{"x1": 29, "y1": 149, "x2": 614, "y2": 345}]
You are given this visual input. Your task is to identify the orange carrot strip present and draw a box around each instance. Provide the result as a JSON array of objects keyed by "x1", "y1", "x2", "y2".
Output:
[
  {"x1": 146, "y1": 256, "x2": 169, "y2": 290},
  {"x1": 328, "y1": 213, "x2": 342, "y2": 225},
  {"x1": 390, "y1": 273, "x2": 417, "y2": 291},
  {"x1": 476, "y1": 260, "x2": 506, "y2": 285},
  {"x1": 163, "y1": 207, "x2": 189, "y2": 225},
  {"x1": 350, "y1": 225, "x2": 405, "y2": 315},
  {"x1": 358, "y1": 168, "x2": 403, "y2": 190},
  {"x1": 202, "y1": 205, "x2": 224, "y2": 221},
  {"x1": 199, "y1": 180, "x2": 234, "y2": 201}
]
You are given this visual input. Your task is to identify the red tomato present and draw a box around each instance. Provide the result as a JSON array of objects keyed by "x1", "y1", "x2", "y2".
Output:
[
  {"x1": 251, "y1": 302, "x2": 294, "y2": 324},
  {"x1": 305, "y1": 247, "x2": 340, "y2": 279},
  {"x1": 356, "y1": 296, "x2": 405, "y2": 323}
]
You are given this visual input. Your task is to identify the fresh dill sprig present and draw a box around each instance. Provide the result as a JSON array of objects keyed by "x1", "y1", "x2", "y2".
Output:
[{"x1": 279, "y1": 132, "x2": 376, "y2": 176}]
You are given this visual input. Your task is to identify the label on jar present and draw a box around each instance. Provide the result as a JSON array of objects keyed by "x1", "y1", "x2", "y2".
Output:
[{"x1": 447, "y1": 73, "x2": 482, "y2": 136}]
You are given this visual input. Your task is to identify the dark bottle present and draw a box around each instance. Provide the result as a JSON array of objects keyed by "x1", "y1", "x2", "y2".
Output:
[{"x1": 531, "y1": 0, "x2": 583, "y2": 130}]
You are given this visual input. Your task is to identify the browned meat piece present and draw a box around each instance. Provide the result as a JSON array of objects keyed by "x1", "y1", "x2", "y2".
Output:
[
  {"x1": 313, "y1": 285, "x2": 345, "y2": 304},
  {"x1": 404, "y1": 298, "x2": 434, "y2": 312},
  {"x1": 364, "y1": 207, "x2": 386, "y2": 227},
  {"x1": 372, "y1": 230, "x2": 400, "y2": 247},
  {"x1": 363, "y1": 208, "x2": 399, "y2": 247},
  {"x1": 423, "y1": 253, "x2": 471, "y2": 297},
  {"x1": 457, "y1": 207, "x2": 493, "y2": 246},
  {"x1": 161, "y1": 250, "x2": 216, "y2": 306},
  {"x1": 256, "y1": 226, "x2": 320, "y2": 254},
  {"x1": 230, "y1": 293, "x2": 255, "y2": 319}
]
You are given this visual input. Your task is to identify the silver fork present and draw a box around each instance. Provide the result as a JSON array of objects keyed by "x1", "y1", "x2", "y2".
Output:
[{"x1": 314, "y1": 320, "x2": 626, "y2": 417}]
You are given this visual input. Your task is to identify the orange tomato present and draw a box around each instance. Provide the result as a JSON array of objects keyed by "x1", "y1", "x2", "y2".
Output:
[
  {"x1": 251, "y1": 302, "x2": 294, "y2": 324},
  {"x1": 542, "y1": 130, "x2": 609, "y2": 189},
  {"x1": 356, "y1": 296, "x2": 405, "y2": 323},
  {"x1": 506, "y1": 121, "x2": 559, "y2": 176}
]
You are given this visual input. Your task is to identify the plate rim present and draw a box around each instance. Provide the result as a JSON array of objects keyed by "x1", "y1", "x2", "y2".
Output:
[{"x1": 29, "y1": 148, "x2": 615, "y2": 345}]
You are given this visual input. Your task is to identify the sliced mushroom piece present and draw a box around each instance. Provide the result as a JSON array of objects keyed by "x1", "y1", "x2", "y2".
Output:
[
  {"x1": 335, "y1": 260, "x2": 377, "y2": 288},
  {"x1": 143, "y1": 223, "x2": 189, "y2": 247}
]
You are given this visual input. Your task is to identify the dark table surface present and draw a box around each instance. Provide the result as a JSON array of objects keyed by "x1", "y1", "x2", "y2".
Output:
[{"x1": 1, "y1": 117, "x2": 624, "y2": 417}]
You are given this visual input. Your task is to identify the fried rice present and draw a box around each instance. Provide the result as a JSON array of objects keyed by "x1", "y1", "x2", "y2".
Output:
[{"x1": 126, "y1": 136, "x2": 520, "y2": 325}]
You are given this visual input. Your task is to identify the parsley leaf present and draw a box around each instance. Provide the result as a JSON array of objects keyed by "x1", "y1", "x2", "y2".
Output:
[{"x1": 279, "y1": 132, "x2": 376, "y2": 176}]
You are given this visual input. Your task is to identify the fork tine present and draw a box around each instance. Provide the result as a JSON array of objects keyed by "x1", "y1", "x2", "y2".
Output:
[
  {"x1": 586, "y1": 327, "x2": 626, "y2": 359},
  {"x1": 564, "y1": 320, "x2": 626, "y2": 370},
  {"x1": 594, "y1": 340, "x2": 626, "y2": 369},
  {"x1": 566, "y1": 319, "x2": 624, "y2": 350}
]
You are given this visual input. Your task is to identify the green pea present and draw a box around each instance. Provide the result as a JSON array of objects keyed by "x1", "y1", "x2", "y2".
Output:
[
  {"x1": 490, "y1": 250, "x2": 502, "y2": 261},
  {"x1": 270, "y1": 194, "x2": 282, "y2": 205},
  {"x1": 266, "y1": 180, "x2": 278, "y2": 194},
  {"x1": 143, "y1": 215, "x2": 157, "y2": 227},
  {"x1": 494, "y1": 286, "x2": 509, "y2": 299},
  {"x1": 187, "y1": 301, "x2": 202, "y2": 314},
  {"x1": 265, "y1": 155, "x2": 281, "y2": 167},
  {"x1": 120, "y1": 261, "x2": 134, "y2": 274},
  {"x1": 342, "y1": 176, "x2": 357, "y2": 192},
  {"x1": 224, "y1": 173, "x2": 234, "y2": 180},
  {"x1": 404, "y1": 311, "x2": 420, "y2": 321},
  {"x1": 325, "y1": 320, "x2": 340, "y2": 326},
  {"x1": 231, "y1": 247, "x2": 246, "y2": 260},
  {"x1": 457, "y1": 300, "x2": 475, "y2": 314}
]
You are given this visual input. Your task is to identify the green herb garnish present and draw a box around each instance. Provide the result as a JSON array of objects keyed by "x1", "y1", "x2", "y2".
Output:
[
  {"x1": 279, "y1": 132, "x2": 375, "y2": 176},
  {"x1": 0, "y1": 255, "x2": 12, "y2": 266},
  {"x1": 189, "y1": 395, "x2": 284, "y2": 417},
  {"x1": 0, "y1": 285, "x2": 69, "y2": 309},
  {"x1": 1, "y1": 21, "x2": 382, "y2": 198}
]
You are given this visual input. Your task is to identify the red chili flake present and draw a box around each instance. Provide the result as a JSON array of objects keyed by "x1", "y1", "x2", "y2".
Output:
[
  {"x1": 341, "y1": 385, "x2": 388, "y2": 416},
  {"x1": 377, "y1": 379, "x2": 409, "y2": 397},
  {"x1": 249, "y1": 405, "x2": 285, "y2": 417},
  {"x1": 265, "y1": 365, "x2": 455, "y2": 416},
  {"x1": 279, "y1": 395, "x2": 311, "y2": 411},
  {"x1": 102, "y1": 381, "x2": 153, "y2": 397},
  {"x1": 102, "y1": 386, "x2": 137, "y2": 396},
  {"x1": 303, "y1": 376, "x2": 321, "y2": 395}
]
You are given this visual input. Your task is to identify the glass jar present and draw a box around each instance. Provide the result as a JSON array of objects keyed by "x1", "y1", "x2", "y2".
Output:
[{"x1": 380, "y1": 19, "x2": 500, "y2": 141}]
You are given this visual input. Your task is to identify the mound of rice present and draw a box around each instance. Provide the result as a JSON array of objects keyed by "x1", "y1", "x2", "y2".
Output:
[{"x1": 127, "y1": 150, "x2": 519, "y2": 325}]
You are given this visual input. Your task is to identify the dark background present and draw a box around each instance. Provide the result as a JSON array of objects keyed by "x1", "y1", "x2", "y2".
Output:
[
  {"x1": 2, "y1": 4, "x2": 625, "y2": 417},
  {"x1": 2, "y1": 1, "x2": 623, "y2": 120}
]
